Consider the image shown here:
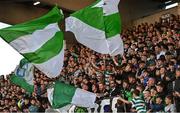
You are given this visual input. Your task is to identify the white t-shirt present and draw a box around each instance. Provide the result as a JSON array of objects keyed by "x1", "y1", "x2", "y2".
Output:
[{"x1": 164, "y1": 104, "x2": 176, "y2": 113}]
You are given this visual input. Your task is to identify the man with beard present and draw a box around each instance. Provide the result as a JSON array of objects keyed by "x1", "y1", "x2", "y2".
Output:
[
  {"x1": 97, "y1": 83, "x2": 109, "y2": 99},
  {"x1": 109, "y1": 80, "x2": 121, "y2": 97}
]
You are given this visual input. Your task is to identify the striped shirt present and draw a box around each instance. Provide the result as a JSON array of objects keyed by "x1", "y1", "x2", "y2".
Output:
[{"x1": 131, "y1": 96, "x2": 147, "y2": 113}]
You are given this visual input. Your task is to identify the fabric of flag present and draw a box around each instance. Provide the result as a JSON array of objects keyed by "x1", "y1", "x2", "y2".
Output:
[
  {"x1": 65, "y1": 0, "x2": 108, "y2": 54},
  {"x1": 0, "y1": 7, "x2": 64, "y2": 78},
  {"x1": 103, "y1": 0, "x2": 124, "y2": 56},
  {"x1": 47, "y1": 81, "x2": 96, "y2": 109},
  {"x1": 10, "y1": 58, "x2": 34, "y2": 93},
  {"x1": 66, "y1": 0, "x2": 123, "y2": 56}
]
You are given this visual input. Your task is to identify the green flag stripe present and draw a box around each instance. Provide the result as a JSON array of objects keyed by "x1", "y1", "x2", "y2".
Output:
[
  {"x1": 0, "y1": 7, "x2": 63, "y2": 42},
  {"x1": 52, "y1": 81, "x2": 76, "y2": 108},
  {"x1": 10, "y1": 74, "x2": 34, "y2": 93},
  {"x1": 71, "y1": 5, "x2": 104, "y2": 31},
  {"x1": 19, "y1": 58, "x2": 29, "y2": 68},
  {"x1": 23, "y1": 31, "x2": 63, "y2": 64},
  {"x1": 104, "y1": 13, "x2": 121, "y2": 38}
]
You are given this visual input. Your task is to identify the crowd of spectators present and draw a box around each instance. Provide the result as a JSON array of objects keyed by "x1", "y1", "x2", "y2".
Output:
[
  {"x1": 0, "y1": 69, "x2": 54, "y2": 112},
  {"x1": 0, "y1": 14, "x2": 180, "y2": 112}
]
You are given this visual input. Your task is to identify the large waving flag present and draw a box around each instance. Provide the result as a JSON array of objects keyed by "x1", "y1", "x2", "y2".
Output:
[
  {"x1": 0, "y1": 7, "x2": 64, "y2": 78},
  {"x1": 103, "y1": 0, "x2": 124, "y2": 56},
  {"x1": 47, "y1": 81, "x2": 96, "y2": 109},
  {"x1": 66, "y1": 0, "x2": 123, "y2": 56},
  {"x1": 10, "y1": 58, "x2": 34, "y2": 93},
  {"x1": 65, "y1": 0, "x2": 108, "y2": 54}
]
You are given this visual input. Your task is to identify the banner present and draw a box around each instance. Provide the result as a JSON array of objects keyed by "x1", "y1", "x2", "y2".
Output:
[{"x1": 46, "y1": 97, "x2": 121, "y2": 113}]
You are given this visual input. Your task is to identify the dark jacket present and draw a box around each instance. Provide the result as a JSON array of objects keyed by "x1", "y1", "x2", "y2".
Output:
[
  {"x1": 150, "y1": 103, "x2": 164, "y2": 112},
  {"x1": 109, "y1": 87, "x2": 121, "y2": 97},
  {"x1": 174, "y1": 77, "x2": 180, "y2": 112},
  {"x1": 174, "y1": 77, "x2": 180, "y2": 92}
]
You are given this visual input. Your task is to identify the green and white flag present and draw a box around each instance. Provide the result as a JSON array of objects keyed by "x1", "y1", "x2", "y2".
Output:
[
  {"x1": 0, "y1": 7, "x2": 64, "y2": 78},
  {"x1": 103, "y1": 0, "x2": 124, "y2": 56},
  {"x1": 10, "y1": 58, "x2": 34, "y2": 93},
  {"x1": 66, "y1": 0, "x2": 123, "y2": 56},
  {"x1": 47, "y1": 81, "x2": 96, "y2": 109}
]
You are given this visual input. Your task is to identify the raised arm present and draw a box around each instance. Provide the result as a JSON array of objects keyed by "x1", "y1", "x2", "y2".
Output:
[{"x1": 118, "y1": 96, "x2": 131, "y2": 104}]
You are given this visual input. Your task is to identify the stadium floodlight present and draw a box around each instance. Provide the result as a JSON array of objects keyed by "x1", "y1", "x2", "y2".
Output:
[
  {"x1": 165, "y1": 2, "x2": 178, "y2": 9},
  {"x1": 33, "y1": 1, "x2": 40, "y2": 6}
]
